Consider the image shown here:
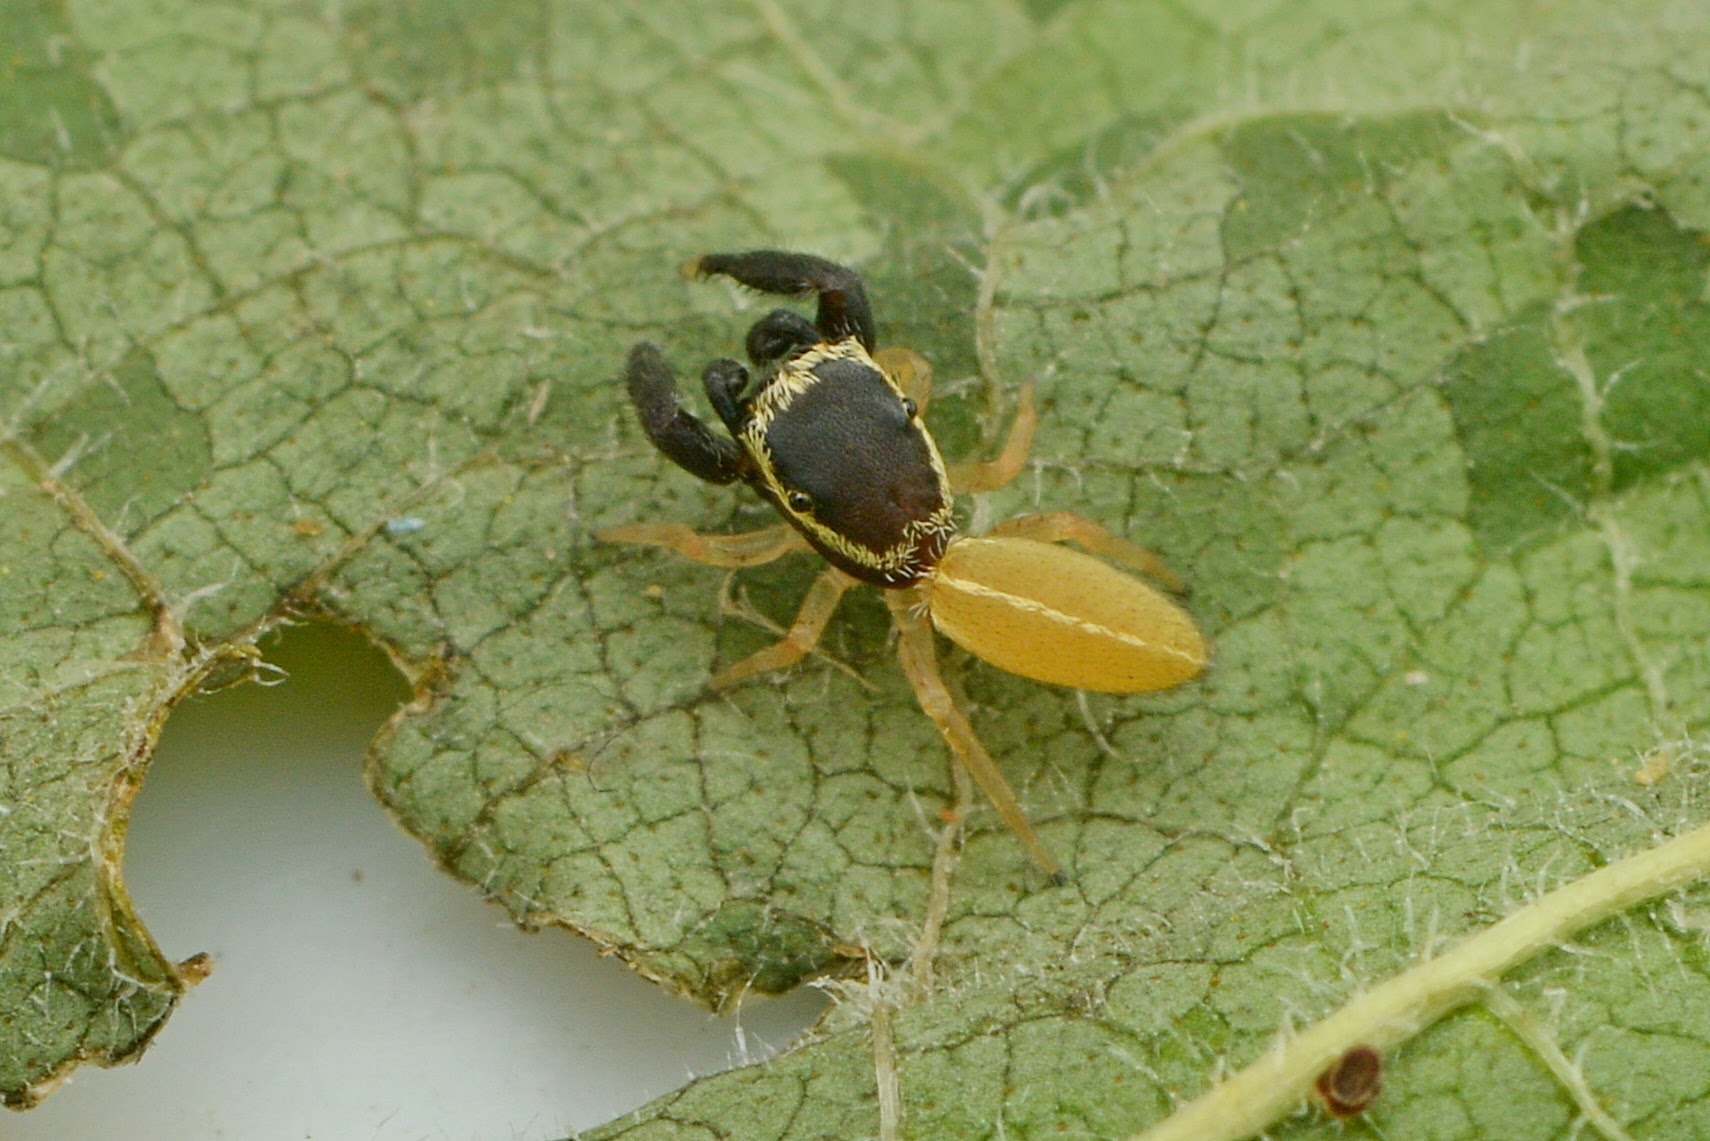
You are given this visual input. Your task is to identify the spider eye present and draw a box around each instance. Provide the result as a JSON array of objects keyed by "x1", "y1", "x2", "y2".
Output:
[
  {"x1": 787, "y1": 490, "x2": 813, "y2": 514},
  {"x1": 901, "y1": 397, "x2": 918, "y2": 419}
]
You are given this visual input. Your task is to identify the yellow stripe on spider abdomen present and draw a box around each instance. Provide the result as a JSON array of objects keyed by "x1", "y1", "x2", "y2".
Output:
[{"x1": 926, "y1": 537, "x2": 1206, "y2": 694}]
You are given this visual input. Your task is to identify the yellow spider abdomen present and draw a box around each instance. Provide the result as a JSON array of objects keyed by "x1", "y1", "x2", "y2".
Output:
[{"x1": 927, "y1": 536, "x2": 1207, "y2": 694}]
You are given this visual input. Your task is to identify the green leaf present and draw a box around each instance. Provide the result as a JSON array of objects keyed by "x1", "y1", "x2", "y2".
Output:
[{"x1": 3, "y1": 1, "x2": 1710, "y2": 1138}]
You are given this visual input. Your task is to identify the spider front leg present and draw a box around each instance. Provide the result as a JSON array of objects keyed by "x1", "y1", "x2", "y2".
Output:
[
  {"x1": 884, "y1": 587, "x2": 1066, "y2": 883},
  {"x1": 690, "y1": 250, "x2": 877, "y2": 350},
  {"x1": 622, "y1": 342, "x2": 746, "y2": 485},
  {"x1": 604, "y1": 343, "x2": 811, "y2": 564}
]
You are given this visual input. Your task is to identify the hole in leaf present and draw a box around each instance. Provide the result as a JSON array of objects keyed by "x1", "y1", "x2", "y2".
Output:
[{"x1": 10, "y1": 622, "x2": 825, "y2": 1140}]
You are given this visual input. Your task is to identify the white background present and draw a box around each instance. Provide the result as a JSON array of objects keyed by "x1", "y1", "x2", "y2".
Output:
[{"x1": 8, "y1": 623, "x2": 825, "y2": 1141}]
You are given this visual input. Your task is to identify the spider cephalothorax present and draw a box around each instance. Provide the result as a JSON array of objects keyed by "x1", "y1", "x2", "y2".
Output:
[{"x1": 624, "y1": 251, "x2": 953, "y2": 586}]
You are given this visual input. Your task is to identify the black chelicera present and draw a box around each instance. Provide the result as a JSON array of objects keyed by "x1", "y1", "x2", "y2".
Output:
[{"x1": 622, "y1": 250, "x2": 954, "y2": 587}]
